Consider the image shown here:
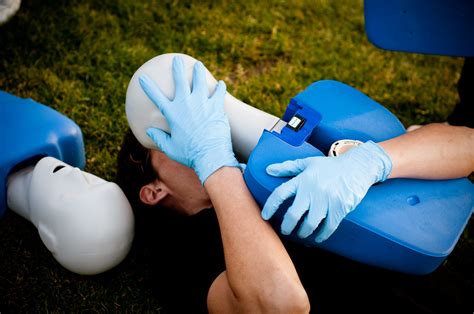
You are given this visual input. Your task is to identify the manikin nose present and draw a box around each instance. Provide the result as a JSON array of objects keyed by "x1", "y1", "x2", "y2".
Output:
[
  {"x1": 59, "y1": 166, "x2": 89, "y2": 184},
  {"x1": 81, "y1": 171, "x2": 104, "y2": 185}
]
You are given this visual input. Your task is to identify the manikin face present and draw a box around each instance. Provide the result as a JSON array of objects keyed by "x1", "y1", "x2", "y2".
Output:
[
  {"x1": 31, "y1": 157, "x2": 107, "y2": 199},
  {"x1": 141, "y1": 149, "x2": 212, "y2": 215},
  {"x1": 29, "y1": 157, "x2": 134, "y2": 275}
]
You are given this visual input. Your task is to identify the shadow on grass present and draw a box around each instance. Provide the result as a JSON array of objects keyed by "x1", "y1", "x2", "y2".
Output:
[{"x1": 0, "y1": 210, "x2": 162, "y2": 312}]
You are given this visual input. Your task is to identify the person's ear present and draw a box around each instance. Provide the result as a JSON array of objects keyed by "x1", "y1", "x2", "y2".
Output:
[{"x1": 139, "y1": 181, "x2": 168, "y2": 205}]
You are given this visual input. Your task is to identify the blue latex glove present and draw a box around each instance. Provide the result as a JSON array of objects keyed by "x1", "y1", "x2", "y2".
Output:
[
  {"x1": 261, "y1": 141, "x2": 392, "y2": 242},
  {"x1": 140, "y1": 56, "x2": 239, "y2": 184}
]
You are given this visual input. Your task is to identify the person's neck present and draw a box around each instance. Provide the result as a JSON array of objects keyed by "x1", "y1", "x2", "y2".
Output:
[
  {"x1": 6, "y1": 166, "x2": 34, "y2": 221},
  {"x1": 187, "y1": 203, "x2": 211, "y2": 215},
  {"x1": 173, "y1": 196, "x2": 212, "y2": 216}
]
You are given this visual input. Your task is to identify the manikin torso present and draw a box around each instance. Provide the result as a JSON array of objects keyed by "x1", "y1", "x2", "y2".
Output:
[
  {"x1": 7, "y1": 156, "x2": 134, "y2": 275},
  {"x1": 125, "y1": 53, "x2": 474, "y2": 276}
]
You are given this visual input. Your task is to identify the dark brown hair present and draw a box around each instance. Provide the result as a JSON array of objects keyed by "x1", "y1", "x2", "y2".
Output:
[
  {"x1": 115, "y1": 129, "x2": 187, "y2": 244},
  {"x1": 115, "y1": 129, "x2": 158, "y2": 212}
]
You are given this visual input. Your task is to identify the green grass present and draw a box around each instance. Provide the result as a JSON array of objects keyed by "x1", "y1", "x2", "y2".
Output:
[{"x1": 0, "y1": 0, "x2": 471, "y2": 312}]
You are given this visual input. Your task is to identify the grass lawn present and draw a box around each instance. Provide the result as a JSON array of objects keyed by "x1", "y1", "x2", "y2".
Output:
[{"x1": 0, "y1": 0, "x2": 472, "y2": 312}]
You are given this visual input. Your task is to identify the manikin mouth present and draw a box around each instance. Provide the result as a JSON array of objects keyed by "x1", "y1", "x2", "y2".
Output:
[{"x1": 53, "y1": 165, "x2": 65, "y2": 173}]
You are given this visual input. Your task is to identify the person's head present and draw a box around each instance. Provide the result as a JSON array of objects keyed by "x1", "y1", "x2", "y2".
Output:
[
  {"x1": 28, "y1": 156, "x2": 135, "y2": 275},
  {"x1": 116, "y1": 130, "x2": 211, "y2": 217}
]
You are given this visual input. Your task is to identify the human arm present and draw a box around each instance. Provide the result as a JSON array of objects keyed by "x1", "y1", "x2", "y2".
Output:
[
  {"x1": 262, "y1": 123, "x2": 474, "y2": 243},
  {"x1": 141, "y1": 56, "x2": 309, "y2": 313},
  {"x1": 205, "y1": 167, "x2": 309, "y2": 313},
  {"x1": 380, "y1": 123, "x2": 474, "y2": 179}
]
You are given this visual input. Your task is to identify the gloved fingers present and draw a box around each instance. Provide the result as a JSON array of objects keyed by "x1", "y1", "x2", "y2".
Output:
[
  {"x1": 314, "y1": 202, "x2": 347, "y2": 243},
  {"x1": 139, "y1": 74, "x2": 170, "y2": 116},
  {"x1": 191, "y1": 61, "x2": 208, "y2": 100},
  {"x1": 210, "y1": 80, "x2": 227, "y2": 109},
  {"x1": 261, "y1": 177, "x2": 298, "y2": 220},
  {"x1": 281, "y1": 191, "x2": 310, "y2": 235},
  {"x1": 266, "y1": 158, "x2": 309, "y2": 177},
  {"x1": 297, "y1": 197, "x2": 327, "y2": 238},
  {"x1": 172, "y1": 56, "x2": 190, "y2": 101},
  {"x1": 146, "y1": 128, "x2": 170, "y2": 154}
]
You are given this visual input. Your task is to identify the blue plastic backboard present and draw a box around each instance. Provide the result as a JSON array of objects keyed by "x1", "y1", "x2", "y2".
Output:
[
  {"x1": 364, "y1": 0, "x2": 474, "y2": 57},
  {"x1": 0, "y1": 91, "x2": 85, "y2": 218}
]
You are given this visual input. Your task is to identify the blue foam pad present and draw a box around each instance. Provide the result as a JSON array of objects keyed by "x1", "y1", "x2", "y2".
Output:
[
  {"x1": 0, "y1": 91, "x2": 85, "y2": 217},
  {"x1": 364, "y1": 0, "x2": 474, "y2": 57}
]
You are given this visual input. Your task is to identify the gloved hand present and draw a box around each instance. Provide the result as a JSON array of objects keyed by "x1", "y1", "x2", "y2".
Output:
[
  {"x1": 261, "y1": 141, "x2": 392, "y2": 242},
  {"x1": 140, "y1": 56, "x2": 239, "y2": 184}
]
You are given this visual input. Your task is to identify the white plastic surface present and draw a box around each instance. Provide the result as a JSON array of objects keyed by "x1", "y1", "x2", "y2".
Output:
[
  {"x1": 126, "y1": 53, "x2": 280, "y2": 161},
  {"x1": 328, "y1": 139, "x2": 363, "y2": 157},
  {"x1": 0, "y1": 0, "x2": 21, "y2": 25},
  {"x1": 6, "y1": 157, "x2": 135, "y2": 275}
]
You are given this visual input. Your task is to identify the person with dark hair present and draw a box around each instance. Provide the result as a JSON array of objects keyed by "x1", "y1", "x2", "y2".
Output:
[
  {"x1": 116, "y1": 56, "x2": 473, "y2": 313},
  {"x1": 117, "y1": 57, "x2": 310, "y2": 314},
  {"x1": 116, "y1": 129, "x2": 228, "y2": 313}
]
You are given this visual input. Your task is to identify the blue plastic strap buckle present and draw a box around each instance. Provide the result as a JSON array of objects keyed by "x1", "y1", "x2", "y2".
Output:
[{"x1": 275, "y1": 98, "x2": 322, "y2": 146}]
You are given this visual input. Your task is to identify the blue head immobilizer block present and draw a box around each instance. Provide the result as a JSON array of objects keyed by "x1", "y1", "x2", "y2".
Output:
[
  {"x1": 244, "y1": 80, "x2": 474, "y2": 275},
  {"x1": 0, "y1": 91, "x2": 85, "y2": 218},
  {"x1": 364, "y1": 0, "x2": 474, "y2": 57}
]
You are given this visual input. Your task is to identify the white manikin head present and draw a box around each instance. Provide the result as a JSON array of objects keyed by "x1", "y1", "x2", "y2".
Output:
[
  {"x1": 28, "y1": 157, "x2": 134, "y2": 275},
  {"x1": 125, "y1": 53, "x2": 280, "y2": 160},
  {"x1": 126, "y1": 53, "x2": 217, "y2": 149}
]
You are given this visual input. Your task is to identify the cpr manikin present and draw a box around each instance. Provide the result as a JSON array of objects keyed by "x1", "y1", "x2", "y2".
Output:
[
  {"x1": 6, "y1": 157, "x2": 134, "y2": 275},
  {"x1": 125, "y1": 53, "x2": 473, "y2": 275},
  {"x1": 126, "y1": 53, "x2": 364, "y2": 157}
]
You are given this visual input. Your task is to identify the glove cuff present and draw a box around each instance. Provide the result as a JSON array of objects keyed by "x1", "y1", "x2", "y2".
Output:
[
  {"x1": 194, "y1": 149, "x2": 239, "y2": 185},
  {"x1": 363, "y1": 140, "x2": 393, "y2": 182}
]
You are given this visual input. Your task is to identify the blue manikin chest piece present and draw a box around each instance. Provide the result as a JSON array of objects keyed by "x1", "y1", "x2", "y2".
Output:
[
  {"x1": 244, "y1": 80, "x2": 474, "y2": 275},
  {"x1": 0, "y1": 91, "x2": 85, "y2": 217},
  {"x1": 364, "y1": 0, "x2": 474, "y2": 57}
]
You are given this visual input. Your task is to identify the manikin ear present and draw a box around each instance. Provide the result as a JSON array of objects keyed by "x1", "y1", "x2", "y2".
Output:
[{"x1": 139, "y1": 181, "x2": 169, "y2": 205}]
